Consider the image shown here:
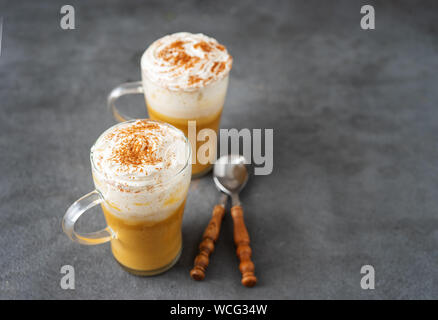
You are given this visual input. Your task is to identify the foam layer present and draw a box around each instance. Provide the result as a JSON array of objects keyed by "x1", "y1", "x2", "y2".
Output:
[
  {"x1": 91, "y1": 120, "x2": 191, "y2": 221},
  {"x1": 141, "y1": 32, "x2": 232, "y2": 92},
  {"x1": 143, "y1": 74, "x2": 229, "y2": 120}
]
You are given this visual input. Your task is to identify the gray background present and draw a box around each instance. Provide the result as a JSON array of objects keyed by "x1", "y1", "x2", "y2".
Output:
[{"x1": 1, "y1": 0, "x2": 437, "y2": 299}]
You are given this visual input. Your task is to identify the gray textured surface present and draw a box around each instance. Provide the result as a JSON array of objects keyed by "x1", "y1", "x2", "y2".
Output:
[{"x1": 1, "y1": 0, "x2": 437, "y2": 299}]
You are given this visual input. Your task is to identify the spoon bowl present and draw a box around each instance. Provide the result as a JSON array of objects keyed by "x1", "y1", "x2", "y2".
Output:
[{"x1": 213, "y1": 154, "x2": 248, "y2": 197}]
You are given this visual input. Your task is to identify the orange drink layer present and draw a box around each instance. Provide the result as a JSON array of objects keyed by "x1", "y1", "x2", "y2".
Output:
[{"x1": 102, "y1": 201, "x2": 186, "y2": 272}]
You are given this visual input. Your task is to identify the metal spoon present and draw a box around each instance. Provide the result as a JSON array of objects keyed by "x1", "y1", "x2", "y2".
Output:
[{"x1": 214, "y1": 155, "x2": 257, "y2": 287}]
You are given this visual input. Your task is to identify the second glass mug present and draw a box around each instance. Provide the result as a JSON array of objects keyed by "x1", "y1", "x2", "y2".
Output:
[
  {"x1": 107, "y1": 63, "x2": 230, "y2": 178},
  {"x1": 62, "y1": 120, "x2": 192, "y2": 276}
]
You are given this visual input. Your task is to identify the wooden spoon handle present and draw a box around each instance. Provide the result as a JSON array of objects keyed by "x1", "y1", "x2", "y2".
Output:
[
  {"x1": 231, "y1": 205, "x2": 257, "y2": 287},
  {"x1": 190, "y1": 204, "x2": 225, "y2": 281}
]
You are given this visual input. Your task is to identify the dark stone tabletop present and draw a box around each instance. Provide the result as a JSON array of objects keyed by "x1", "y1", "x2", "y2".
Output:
[{"x1": 0, "y1": 0, "x2": 437, "y2": 299}]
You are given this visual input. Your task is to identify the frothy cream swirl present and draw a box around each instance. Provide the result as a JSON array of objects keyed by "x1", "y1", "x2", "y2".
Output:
[
  {"x1": 141, "y1": 32, "x2": 233, "y2": 91},
  {"x1": 91, "y1": 120, "x2": 188, "y2": 184}
]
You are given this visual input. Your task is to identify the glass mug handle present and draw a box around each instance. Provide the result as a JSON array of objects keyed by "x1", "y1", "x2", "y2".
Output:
[
  {"x1": 62, "y1": 190, "x2": 115, "y2": 245},
  {"x1": 107, "y1": 81, "x2": 144, "y2": 122}
]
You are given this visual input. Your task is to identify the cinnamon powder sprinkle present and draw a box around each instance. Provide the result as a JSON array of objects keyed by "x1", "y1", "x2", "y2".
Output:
[
  {"x1": 109, "y1": 121, "x2": 163, "y2": 169},
  {"x1": 188, "y1": 75, "x2": 202, "y2": 85},
  {"x1": 216, "y1": 61, "x2": 226, "y2": 74},
  {"x1": 215, "y1": 44, "x2": 225, "y2": 51},
  {"x1": 158, "y1": 40, "x2": 201, "y2": 70},
  {"x1": 211, "y1": 61, "x2": 219, "y2": 72},
  {"x1": 194, "y1": 41, "x2": 213, "y2": 52},
  {"x1": 156, "y1": 38, "x2": 232, "y2": 87}
]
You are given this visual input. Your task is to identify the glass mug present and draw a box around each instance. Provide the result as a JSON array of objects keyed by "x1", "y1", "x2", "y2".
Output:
[
  {"x1": 107, "y1": 48, "x2": 230, "y2": 178},
  {"x1": 62, "y1": 119, "x2": 192, "y2": 276}
]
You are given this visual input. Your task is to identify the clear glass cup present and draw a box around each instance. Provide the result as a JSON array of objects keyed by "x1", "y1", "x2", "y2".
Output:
[
  {"x1": 107, "y1": 64, "x2": 230, "y2": 178},
  {"x1": 62, "y1": 120, "x2": 192, "y2": 276}
]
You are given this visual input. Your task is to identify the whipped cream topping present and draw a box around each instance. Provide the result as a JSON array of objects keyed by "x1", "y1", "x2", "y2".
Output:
[
  {"x1": 91, "y1": 120, "x2": 191, "y2": 221},
  {"x1": 141, "y1": 32, "x2": 233, "y2": 91},
  {"x1": 91, "y1": 120, "x2": 188, "y2": 184}
]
